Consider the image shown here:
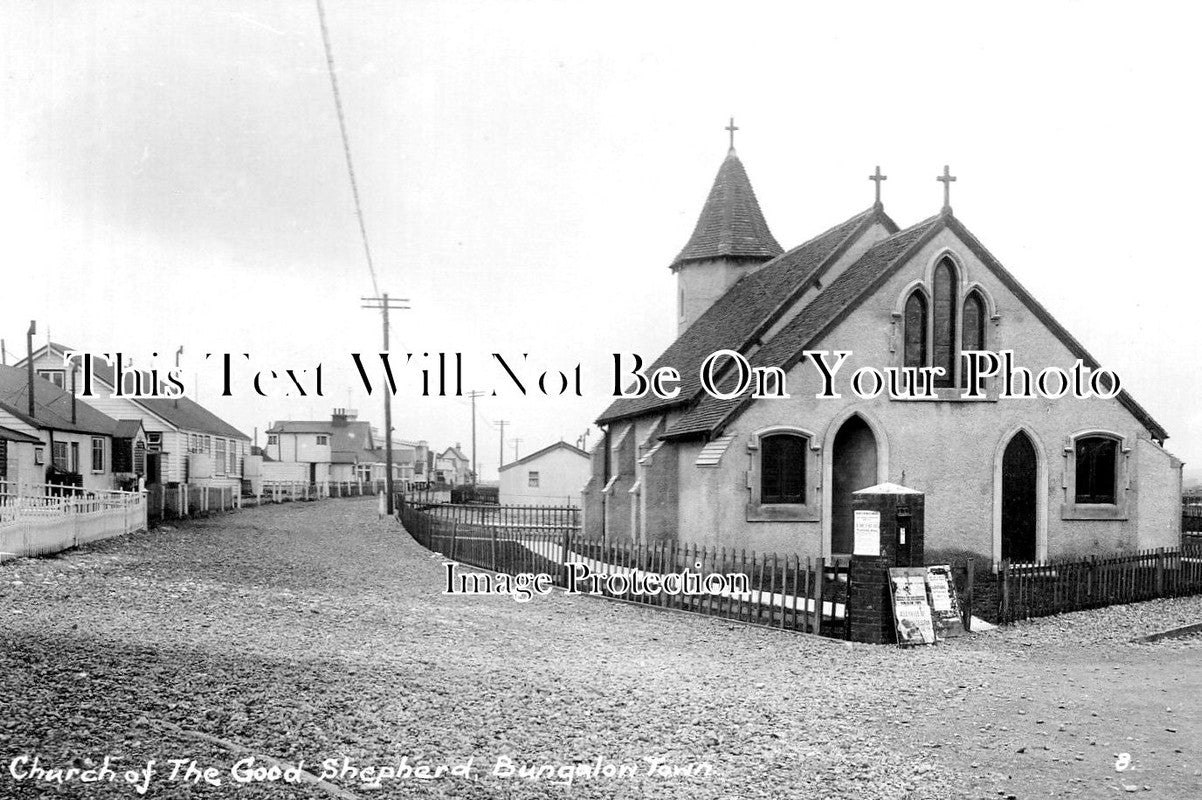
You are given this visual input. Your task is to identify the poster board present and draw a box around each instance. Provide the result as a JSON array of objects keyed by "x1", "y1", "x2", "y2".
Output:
[
  {"x1": 925, "y1": 564, "x2": 966, "y2": 638},
  {"x1": 852, "y1": 510, "x2": 880, "y2": 556},
  {"x1": 887, "y1": 567, "x2": 936, "y2": 646}
]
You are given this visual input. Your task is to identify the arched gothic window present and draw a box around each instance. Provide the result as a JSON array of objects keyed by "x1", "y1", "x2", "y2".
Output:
[
  {"x1": 932, "y1": 259, "x2": 957, "y2": 387},
  {"x1": 903, "y1": 291, "x2": 927, "y2": 369},
  {"x1": 961, "y1": 290, "x2": 986, "y2": 387},
  {"x1": 760, "y1": 433, "x2": 807, "y2": 504}
]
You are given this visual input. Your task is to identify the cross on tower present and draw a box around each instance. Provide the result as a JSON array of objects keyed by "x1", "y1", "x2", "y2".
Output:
[
  {"x1": 937, "y1": 164, "x2": 957, "y2": 213},
  {"x1": 868, "y1": 165, "x2": 887, "y2": 206},
  {"x1": 725, "y1": 116, "x2": 739, "y2": 150}
]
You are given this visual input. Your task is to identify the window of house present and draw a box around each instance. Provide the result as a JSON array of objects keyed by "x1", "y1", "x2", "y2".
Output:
[
  {"x1": 528, "y1": 471, "x2": 540, "y2": 488},
  {"x1": 932, "y1": 259, "x2": 957, "y2": 387},
  {"x1": 903, "y1": 291, "x2": 927, "y2": 369},
  {"x1": 35, "y1": 447, "x2": 44, "y2": 465},
  {"x1": 70, "y1": 442, "x2": 80, "y2": 473},
  {"x1": 760, "y1": 433, "x2": 807, "y2": 504},
  {"x1": 316, "y1": 435, "x2": 329, "y2": 446},
  {"x1": 52, "y1": 442, "x2": 68, "y2": 470},
  {"x1": 147, "y1": 432, "x2": 162, "y2": 452},
  {"x1": 228, "y1": 445, "x2": 237, "y2": 475},
  {"x1": 267, "y1": 434, "x2": 278, "y2": 446},
  {"x1": 37, "y1": 369, "x2": 66, "y2": 389},
  {"x1": 91, "y1": 437, "x2": 105, "y2": 472},
  {"x1": 1075, "y1": 436, "x2": 1118, "y2": 504},
  {"x1": 204, "y1": 435, "x2": 211, "y2": 453},
  {"x1": 214, "y1": 439, "x2": 227, "y2": 475}
]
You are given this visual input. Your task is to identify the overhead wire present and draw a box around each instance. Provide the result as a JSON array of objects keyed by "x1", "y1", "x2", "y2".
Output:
[{"x1": 315, "y1": 0, "x2": 381, "y2": 297}]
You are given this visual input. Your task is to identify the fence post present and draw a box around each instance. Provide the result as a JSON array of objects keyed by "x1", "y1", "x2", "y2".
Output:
[
  {"x1": 1155, "y1": 548, "x2": 1165, "y2": 595},
  {"x1": 450, "y1": 522, "x2": 458, "y2": 561},
  {"x1": 560, "y1": 529, "x2": 571, "y2": 586},
  {"x1": 1000, "y1": 560, "x2": 1011, "y2": 623},
  {"x1": 964, "y1": 559, "x2": 974, "y2": 633},
  {"x1": 813, "y1": 557, "x2": 824, "y2": 636}
]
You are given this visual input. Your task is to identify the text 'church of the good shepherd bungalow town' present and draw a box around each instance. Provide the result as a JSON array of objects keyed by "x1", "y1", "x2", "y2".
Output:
[{"x1": 582, "y1": 129, "x2": 1182, "y2": 566}]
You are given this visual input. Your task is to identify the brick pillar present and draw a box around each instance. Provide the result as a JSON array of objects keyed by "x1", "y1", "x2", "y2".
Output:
[
  {"x1": 845, "y1": 485, "x2": 925, "y2": 644},
  {"x1": 847, "y1": 555, "x2": 893, "y2": 644}
]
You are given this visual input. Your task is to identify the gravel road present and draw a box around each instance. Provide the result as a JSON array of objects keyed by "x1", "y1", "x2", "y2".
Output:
[{"x1": 1, "y1": 498, "x2": 1198, "y2": 799}]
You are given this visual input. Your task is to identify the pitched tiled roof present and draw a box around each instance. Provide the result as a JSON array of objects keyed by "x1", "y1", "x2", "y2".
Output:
[
  {"x1": 0, "y1": 364, "x2": 120, "y2": 436},
  {"x1": 664, "y1": 213, "x2": 1170, "y2": 443},
  {"x1": 0, "y1": 425, "x2": 42, "y2": 444},
  {"x1": 597, "y1": 206, "x2": 893, "y2": 425},
  {"x1": 26, "y1": 343, "x2": 249, "y2": 440},
  {"x1": 671, "y1": 150, "x2": 783, "y2": 270},
  {"x1": 499, "y1": 441, "x2": 590, "y2": 472},
  {"x1": 664, "y1": 216, "x2": 943, "y2": 438}
]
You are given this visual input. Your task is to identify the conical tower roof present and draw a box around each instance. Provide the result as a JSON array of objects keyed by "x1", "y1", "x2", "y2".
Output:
[{"x1": 670, "y1": 148, "x2": 783, "y2": 271}]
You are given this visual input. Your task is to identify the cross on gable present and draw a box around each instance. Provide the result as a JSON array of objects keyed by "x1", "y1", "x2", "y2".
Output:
[
  {"x1": 937, "y1": 164, "x2": 957, "y2": 212},
  {"x1": 725, "y1": 117, "x2": 739, "y2": 150},
  {"x1": 868, "y1": 165, "x2": 887, "y2": 206}
]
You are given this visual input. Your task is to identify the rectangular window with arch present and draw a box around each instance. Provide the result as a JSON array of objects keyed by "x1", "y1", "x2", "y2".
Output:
[
  {"x1": 746, "y1": 428, "x2": 820, "y2": 522},
  {"x1": 1062, "y1": 432, "x2": 1128, "y2": 520}
]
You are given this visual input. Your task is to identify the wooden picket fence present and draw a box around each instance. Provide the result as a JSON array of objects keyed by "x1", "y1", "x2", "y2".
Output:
[
  {"x1": 398, "y1": 498, "x2": 849, "y2": 637},
  {"x1": 995, "y1": 545, "x2": 1202, "y2": 623}
]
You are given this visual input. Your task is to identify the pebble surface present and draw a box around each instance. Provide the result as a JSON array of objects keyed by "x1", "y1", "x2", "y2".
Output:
[{"x1": 1, "y1": 498, "x2": 1198, "y2": 799}]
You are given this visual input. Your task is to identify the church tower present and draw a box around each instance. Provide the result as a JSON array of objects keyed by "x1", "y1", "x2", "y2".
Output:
[{"x1": 671, "y1": 120, "x2": 783, "y2": 333}]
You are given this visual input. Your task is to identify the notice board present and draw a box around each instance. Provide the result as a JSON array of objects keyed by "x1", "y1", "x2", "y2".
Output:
[
  {"x1": 925, "y1": 564, "x2": 966, "y2": 638},
  {"x1": 887, "y1": 567, "x2": 936, "y2": 646},
  {"x1": 852, "y1": 510, "x2": 881, "y2": 556}
]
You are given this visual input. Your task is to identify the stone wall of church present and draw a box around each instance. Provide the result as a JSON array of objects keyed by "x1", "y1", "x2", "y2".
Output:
[{"x1": 670, "y1": 227, "x2": 1182, "y2": 562}]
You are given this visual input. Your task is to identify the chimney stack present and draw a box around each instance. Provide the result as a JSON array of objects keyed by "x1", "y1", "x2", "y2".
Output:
[{"x1": 25, "y1": 320, "x2": 36, "y2": 418}]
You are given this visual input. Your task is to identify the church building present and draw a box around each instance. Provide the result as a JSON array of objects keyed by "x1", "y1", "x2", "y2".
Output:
[{"x1": 583, "y1": 128, "x2": 1182, "y2": 564}]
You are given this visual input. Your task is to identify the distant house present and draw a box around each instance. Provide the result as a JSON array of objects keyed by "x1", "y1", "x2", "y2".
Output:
[
  {"x1": 499, "y1": 441, "x2": 590, "y2": 507},
  {"x1": 265, "y1": 408, "x2": 427, "y2": 486},
  {"x1": 20, "y1": 343, "x2": 250, "y2": 489},
  {"x1": 434, "y1": 444, "x2": 470, "y2": 486},
  {"x1": 0, "y1": 364, "x2": 123, "y2": 491}
]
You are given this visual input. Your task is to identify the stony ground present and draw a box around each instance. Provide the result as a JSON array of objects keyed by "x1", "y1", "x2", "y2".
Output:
[{"x1": 0, "y1": 499, "x2": 1198, "y2": 799}]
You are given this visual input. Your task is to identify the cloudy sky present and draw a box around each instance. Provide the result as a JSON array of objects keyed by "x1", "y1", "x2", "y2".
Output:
[{"x1": 2, "y1": 1, "x2": 1200, "y2": 480}]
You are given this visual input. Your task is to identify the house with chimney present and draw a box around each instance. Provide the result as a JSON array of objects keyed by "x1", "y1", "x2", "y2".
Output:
[
  {"x1": 264, "y1": 409, "x2": 427, "y2": 486},
  {"x1": 0, "y1": 364, "x2": 122, "y2": 491},
  {"x1": 18, "y1": 343, "x2": 250, "y2": 489}
]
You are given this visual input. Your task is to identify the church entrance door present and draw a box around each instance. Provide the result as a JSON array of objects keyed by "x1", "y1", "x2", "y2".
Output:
[
  {"x1": 1001, "y1": 431, "x2": 1038, "y2": 562},
  {"x1": 831, "y1": 416, "x2": 878, "y2": 554}
]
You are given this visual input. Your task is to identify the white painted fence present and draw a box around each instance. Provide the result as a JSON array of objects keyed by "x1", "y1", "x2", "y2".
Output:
[{"x1": 0, "y1": 483, "x2": 147, "y2": 560}]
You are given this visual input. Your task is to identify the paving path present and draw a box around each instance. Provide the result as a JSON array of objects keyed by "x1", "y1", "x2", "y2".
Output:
[{"x1": 0, "y1": 498, "x2": 1198, "y2": 799}]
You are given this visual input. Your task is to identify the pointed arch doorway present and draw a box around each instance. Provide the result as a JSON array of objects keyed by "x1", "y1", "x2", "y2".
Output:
[
  {"x1": 830, "y1": 416, "x2": 878, "y2": 554},
  {"x1": 1001, "y1": 431, "x2": 1038, "y2": 562}
]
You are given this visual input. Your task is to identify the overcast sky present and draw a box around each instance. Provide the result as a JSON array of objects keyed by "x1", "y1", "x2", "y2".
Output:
[{"x1": 2, "y1": 1, "x2": 1200, "y2": 480}]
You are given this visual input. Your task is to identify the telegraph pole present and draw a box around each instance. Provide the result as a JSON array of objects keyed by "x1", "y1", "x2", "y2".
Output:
[
  {"x1": 362, "y1": 293, "x2": 410, "y2": 514},
  {"x1": 466, "y1": 390, "x2": 484, "y2": 486},
  {"x1": 512, "y1": 438, "x2": 522, "y2": 462},
  {"x1": 495, "y1": 420, "x2": 508, "y2": 470}
]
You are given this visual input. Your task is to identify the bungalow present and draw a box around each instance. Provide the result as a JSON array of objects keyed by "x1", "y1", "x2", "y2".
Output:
[
  {"x1": 19, "y1": 343, "x2": 250, "y2": 489},
  {"x1": 0, "y1": 364, "x2": 123, "y2": 491},
  {"x1": 499, "y1": 441, "x2": 591, "y2": 507}
]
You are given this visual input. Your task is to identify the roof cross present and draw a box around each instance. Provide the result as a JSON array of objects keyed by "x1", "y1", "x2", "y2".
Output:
[
  {"x1": 725, "y1": 116, "x2": 739, "y2": 150},
  {"x1": 937, "y1": 164, "x2": 957, "y2": 213},
  {"x1": 868, "y1": 165, "x2": 887, "y2": 206}
]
